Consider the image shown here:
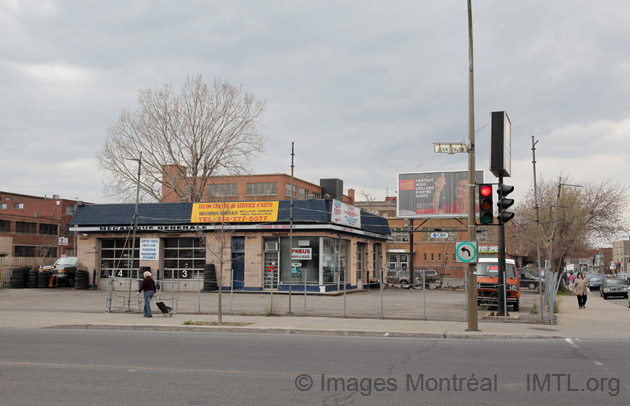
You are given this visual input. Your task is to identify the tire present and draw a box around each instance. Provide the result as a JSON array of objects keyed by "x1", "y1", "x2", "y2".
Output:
[
  {"x1": 74, "y1": 270, "x2": 90, "y2": 289},
  {"x1": 512, "y1": 300, "x2": 520, "y2": 312},
  {"x1": 26, "y1": 271, "x2": 39, "y2": 288},
  {"x1": 37, "y1": 271, "x2": 51, "y2": 288},
  {"x1": 65, "y1": 275, "x2": 75, "y2": 287},
  {"x1": 603, "y1": 294, "x2": 608, "y2": 300}
]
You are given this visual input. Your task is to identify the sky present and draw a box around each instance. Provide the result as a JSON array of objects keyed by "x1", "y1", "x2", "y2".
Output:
[{"x1": 1, "y1": 0, "x2": 629, "y2": 226}]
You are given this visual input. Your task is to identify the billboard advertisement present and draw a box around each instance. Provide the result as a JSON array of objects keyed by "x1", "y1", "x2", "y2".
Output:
[{"x1": 397, "y1": 171, "x2": 484, "y2": 218}]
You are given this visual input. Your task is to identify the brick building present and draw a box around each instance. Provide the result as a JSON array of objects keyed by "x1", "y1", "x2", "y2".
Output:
[
  {"x1": 355, "y1": 196, "x2": 497, "y2": 279},
  {"x1": 0, "y1": 191, "x2": 81, "y2": 259},
  {"x1": 160, "y1": 165, "x2": 355, "y2": 205}
]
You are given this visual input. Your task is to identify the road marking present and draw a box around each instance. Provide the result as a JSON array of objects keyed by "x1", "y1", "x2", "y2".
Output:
[
  {"x1": 565, "y1": 338, "x2": 579, "y2": 349},
  {"x1": 0, "y1": 361, "x2": 294, "y2": 377},
  {"x1": 564, "y1": 338, "x2": 617, "y2": 377}
]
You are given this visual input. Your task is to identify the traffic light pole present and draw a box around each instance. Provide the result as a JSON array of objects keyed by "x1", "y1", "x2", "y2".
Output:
[{"x1": 497, "y1": 175, "x2": 507, "y2": 317}]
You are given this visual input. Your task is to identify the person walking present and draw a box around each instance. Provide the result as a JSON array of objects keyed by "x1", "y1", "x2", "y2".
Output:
[
  {"x1": 137, "y1": 271, "x2": 156, "y2": 317},
  {"x1": 568, "y1": 271, "x2": 575, "y2": 291},
  {"x1": 573, "y1": 272, "x2": 589, "y2": 309}
]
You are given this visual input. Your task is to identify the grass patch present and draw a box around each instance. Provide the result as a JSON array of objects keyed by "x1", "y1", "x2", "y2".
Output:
[
  {"x1": 553, "y1": 297, "x2": 561, "y2": 313},
  {"x1": 530, "y1": 300, "x2": 538, "y2": 314},
  {"x1": 183, "y1": 321, "x2": 253, "y2": 326},
  {"x1": 556, "y1": 289, "x2": 573, "y2": 296},
  {"x1": 264, "y1": 308, "x2": 280, "y2": 317}
]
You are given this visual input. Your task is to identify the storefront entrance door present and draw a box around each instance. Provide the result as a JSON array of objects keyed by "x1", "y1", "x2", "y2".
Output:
[
  {"x1": 232, "y1": 237, "x2": 245, "y2": 289},
  {"x1": 232, "y1": 253, "x2": 244, "y2": 289}
]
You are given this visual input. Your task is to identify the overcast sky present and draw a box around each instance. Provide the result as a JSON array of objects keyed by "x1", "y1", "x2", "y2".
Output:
[{"x1": 2, "y1": 1, "x2": 629, "y2": 220}]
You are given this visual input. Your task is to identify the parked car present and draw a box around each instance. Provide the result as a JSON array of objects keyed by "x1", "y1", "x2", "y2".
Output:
[
  {"x1": 585, "y1": 273, "x2": 605, "y2": 291},
  {"x1": 39, "y1": 256, "x2": 80, "y2": 287},
  {"x1": 413, "y1": 269, "x2": 439, "y2": 287},
  {"x1": 386, "y1": 269, "x2": 412, "y2": 288},
  {"x1": 600, "y1": 278, "x2": 628, "y2": 299},
  {"x1": 519, "y1": 272, "x2": 540, "y2": 290}
]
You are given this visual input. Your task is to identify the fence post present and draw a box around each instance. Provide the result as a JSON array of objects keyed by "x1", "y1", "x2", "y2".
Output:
[
  {"x1": 380, "y1": 270, "x2": 384, "y2": 319},
  {"x1": 288, "y1": 280, "x2": 292, "y2": 314},
  {"x1": 303, "y1": 269, "x2": 307, "y2": 316}
]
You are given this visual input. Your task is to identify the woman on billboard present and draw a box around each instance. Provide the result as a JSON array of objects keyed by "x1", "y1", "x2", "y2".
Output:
[{"x1": 432, "y1": 173, "x2": 472, "y2": 215}]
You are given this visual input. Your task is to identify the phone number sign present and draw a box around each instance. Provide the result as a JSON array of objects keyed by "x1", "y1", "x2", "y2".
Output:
[{"x1": 191, "y1": 201, "x2": 279, "y2": 223}]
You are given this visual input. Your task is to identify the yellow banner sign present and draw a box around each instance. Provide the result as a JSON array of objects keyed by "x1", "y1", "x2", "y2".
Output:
[{"x1": 191, "y1": 201, "x2": 279, "y2": 223}]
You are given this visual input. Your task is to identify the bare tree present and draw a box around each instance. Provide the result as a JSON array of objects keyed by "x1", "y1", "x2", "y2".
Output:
[
  {"x1": 196, "y1": 206, "x2": 237, "y2": 325},
  {"x1": 508, "y1": 176, "x2": 629, "y2": 272},
  {"x1": 98, "y1": 74, "x2": 266, "y2": 202}
]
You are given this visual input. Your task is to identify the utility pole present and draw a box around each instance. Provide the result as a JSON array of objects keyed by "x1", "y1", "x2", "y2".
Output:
[
  {"x1": 409, "y1": 218, "x2": 414, "y2": 283},
  {"x1": 289, "y1": 142, "x2": 295, "y2": 291},
  {"x1": 466, "y1": 0, "x2": 478, "y2": 331},
  {"x1": 531, "y1": 136, "x2": 544, "y2": 322}
]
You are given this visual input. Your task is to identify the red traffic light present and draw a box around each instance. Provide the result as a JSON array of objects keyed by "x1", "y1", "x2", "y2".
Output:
[{"x1": 478, "y1": 184, "x2": 494, "y2": 225}]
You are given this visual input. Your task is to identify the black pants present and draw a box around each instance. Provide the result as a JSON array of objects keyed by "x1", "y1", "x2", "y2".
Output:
[{"x1": 577, "y1": 294, "x2": 587, "y2": 308}]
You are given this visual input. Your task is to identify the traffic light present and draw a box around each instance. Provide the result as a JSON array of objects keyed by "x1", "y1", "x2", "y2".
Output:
[
  {"x1": 478, "y1": 184, "x2": 494, "y2": 224},
  {"x1": 497, "y1": 184, "x2": 514, "y2": 223}
]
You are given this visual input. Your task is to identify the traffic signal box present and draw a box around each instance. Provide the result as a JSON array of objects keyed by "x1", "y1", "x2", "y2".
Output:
[
  {"x1": 478, "y1": 184, "x2": 494, "y2": 225},
  {"x1": 497, "y1": 184, "x2": 515, "y2": 223}
]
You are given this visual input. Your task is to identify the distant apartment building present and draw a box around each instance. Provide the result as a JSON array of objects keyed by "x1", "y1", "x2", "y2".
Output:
[{"x1": 0, "y1": 191, "x2": 82, "y2": 259}]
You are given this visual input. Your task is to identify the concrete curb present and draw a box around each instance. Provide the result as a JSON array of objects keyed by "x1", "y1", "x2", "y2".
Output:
[{"x1": 43, "y1": 323, "x2": 566, "y2": 340}]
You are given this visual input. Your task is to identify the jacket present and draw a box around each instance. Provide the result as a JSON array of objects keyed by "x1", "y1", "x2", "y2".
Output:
[
  {"x1": 139, "y1": 277, "x2": 156, "y2": 293},
  {"x1": 573, "y1": 278, "x2": 589, "y2": 296}
]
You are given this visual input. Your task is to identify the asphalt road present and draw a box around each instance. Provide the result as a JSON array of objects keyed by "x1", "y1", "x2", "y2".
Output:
[{"x1": 1, "y1": 329, "x2": 628, "y2": 405}]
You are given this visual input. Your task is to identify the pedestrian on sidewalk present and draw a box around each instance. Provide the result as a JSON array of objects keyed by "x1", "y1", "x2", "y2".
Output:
[
  {"x1": 137, "y1": 271, "x2": 156, "y2": 317},
  {"x1": 574, "y1": 272, "x2": 589, "y2": 309},
  {"x1": 569, "y1": 271, "x2": 575, "y2": 290}
]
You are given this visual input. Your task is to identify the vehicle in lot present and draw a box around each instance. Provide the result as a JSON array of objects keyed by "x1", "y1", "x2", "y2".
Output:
[
  {"x1": 39, "y1": 256, "x2": 80, "y2": 287},
  {"x1": 477, "y1": 258, "x2": 520, "y2": 311},
  {"x1": 600, "y1": 278, "x2": 628, "y2": 299},
  {"x1": 413, "y1": 269, "x2": 440, "y2": 287},
  {"x1": 519, "y1": 272, "x2": 540, "y2": 290},
  {"x1": 585, "y1": 273, "x2": 605, "y2": 291},
  {"x1": 386, "y1": 269, "x2": 439, "y2": 288}
]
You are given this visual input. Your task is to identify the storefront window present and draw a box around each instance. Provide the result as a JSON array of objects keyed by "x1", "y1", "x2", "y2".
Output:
[
  {"x1": 321, "y1": 238, "x2": 349, "y2": 286},
  {"x1": 274, "y1": 236, "x2": 350, "y2": 288},
  {"x1": 279, "y1": 237, "x2": 319, "y2": 284}
]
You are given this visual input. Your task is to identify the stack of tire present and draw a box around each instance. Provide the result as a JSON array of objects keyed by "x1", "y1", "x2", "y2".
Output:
[
  {"x1": 74, "y1": 270, "x2": 90, "y2": 289},
  {"x1": 10, "y1": 267, "x2": 30, "y2": 289},
  {"x1": 203, "y1": 264, "x2": 218, "y2": 291},
  {"x1": 26, "y1": 269, "x2": 39, "y2": 288},
  {"x1": 37, "y1": 270, "x2": 51, "y2": 288}
]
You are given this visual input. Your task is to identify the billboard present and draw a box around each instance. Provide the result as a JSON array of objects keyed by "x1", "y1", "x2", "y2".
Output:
[{"x1": 397, "y1": 171, "x2": 484, "y2": 218}]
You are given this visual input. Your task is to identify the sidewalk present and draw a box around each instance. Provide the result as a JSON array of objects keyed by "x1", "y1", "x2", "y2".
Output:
[{"x1": 1, "y1": 289, "x2": 629, "y2": 340}]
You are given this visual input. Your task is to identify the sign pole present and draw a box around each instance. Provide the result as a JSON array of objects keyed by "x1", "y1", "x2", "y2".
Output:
[{"x1": 466, "y1": 0, "x2": 479, "y2": 331}]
